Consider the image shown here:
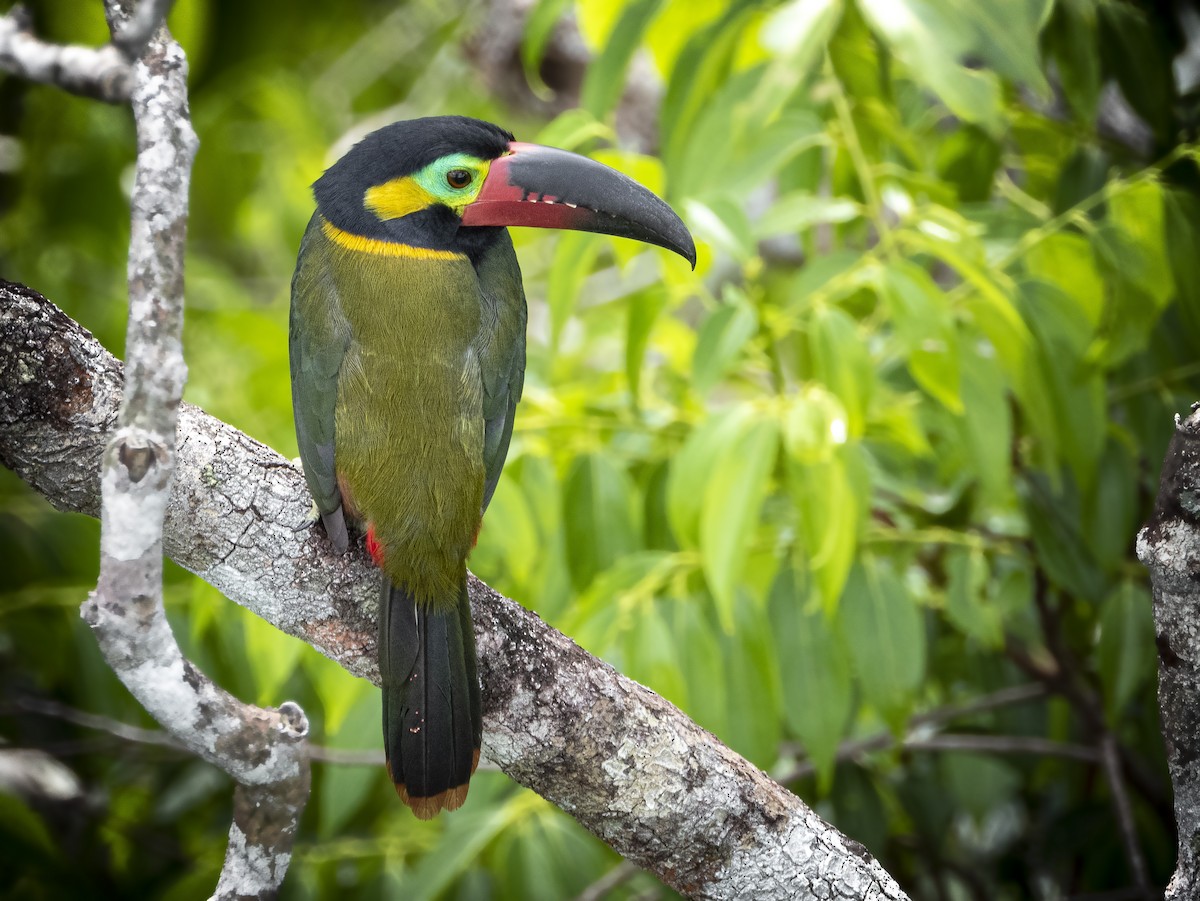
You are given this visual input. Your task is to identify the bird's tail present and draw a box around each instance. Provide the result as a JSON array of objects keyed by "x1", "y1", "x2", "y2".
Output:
[{"x1": 379, "y1": 574, "x2": 482, "y2": 819}]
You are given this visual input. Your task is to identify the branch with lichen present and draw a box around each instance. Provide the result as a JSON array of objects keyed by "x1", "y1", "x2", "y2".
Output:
[
  {"x1": 36, "y1": 1, "x2": 310, "y2": 898},
  {"x1": 1138, "y1": 404, "x2": 1200, "y2": 901},
  {"x1": 0, "y1": 280, "x2": 908, "y2": 901}
]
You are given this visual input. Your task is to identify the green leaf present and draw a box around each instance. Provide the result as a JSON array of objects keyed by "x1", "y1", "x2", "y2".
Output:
[
  {"x1": 661, "y1": 0, "x2": 759, "y2": 176},
  {"x1": 1021, "y1": 474, "x2": 1107, "y2": 604},
  {"x1": 0, "y1": 793, "x2": 58, "y2": 859},
  {"x1": 521, "y1": 0, "x2": 578, "y2": 97},
  {"x1": 742, "y1": 0, "x2": 844, "y2": 126},
  {"x1": 858, "y1": 0, "x2": 1002, "y2": 132},
  {"x1": 316, "y1": 688, "x2": 382, "y2": 836},
  {"x1": 624, "y1": 599, "x2": 688, "y2": 706},
  {"x1": 476, "y1": 471, "x2": 540, "y2": 587},
  {"x1": 304, "y1": 650, "x2": 371, "y2": 735},
  {"x1": 692, "y1": 291, "x2": 759, "y2": 394},
  {"x1": 771, "y1": 567, "x2": 852, "y2": 789},
  {"x1": 945, "y1": 547, "x2": 1003, "y2": 647},
  {"x1": 701, "y1": 415, "x2": 780, "y2": 631},
  {"x1": 935, "y1": 125, "x2": 1002, "y2": 203},
  {"x1": 754, "y1": 193, "x2": 861, "y2": 239},
  {"x1": 788, "y1": 250, "x2": 870, "y2": 313},
  {"x1": 840, "y1": 557, "x2": 926, "y2": 730},
  {"x1": 1042, "y1": 0, "x2": 1100, "y2": 119},
  {"x1": 666, "y1": 403, "x2": 758, "y2": 549},
  {"x1": 807, "y1": 305, "x2": 871, "y2": 439},
  {"x1": 1164, "y1": 189, "x2": 1200, "y2": 342},
  {"x1": 1084, "y1": 437, "x2": 1137, "y2": 565},
  {"x1": 1098, "y1": 3, "x2": 1175, "y2": 140},
  {"x1": 937, "y1": 0, "x2": 1051, "y2": 95},
  {"x1": 626, "y1": 285, "x2": 668, "y2": 406},
  {"x1": 957, "y1": 338, "x2": 1013, "y2": 512},
  {"x1": 566, "y1": 550, "x2": 675, "y2": 651},
  {"x1": 533, "y1": 108, "x2": 612, "y2": 152},
  {"x1": 939, "y1": 753, "x2": 1020, "y2": 821},
  {"x1": 1106, "y1": 179, "x2": 1173, "y2": 308},
  {"x1": 723, "y1": 600, "x2": 783, "y2": 766},
  {"x1": 672, "y1": 596, "x2": 729, "y2": 736},
  {"x1": 400, "y1": 790, "x2": 530, "y2": 901},
  {"x1": 786, "y1": 430, "x2": 864, "y2": 613},
  {"x1": 242, "y1": 614, "x2": 304, "y2": 705},
  {"x1": 1023, "y1": 233, "x2": 1104, "y2": 329},
  {"x1": 1096, "y1": 581, "x2": 1155, "y2": 721},
  {"x1": 547, "y1": 231, "x2": 603, "y2": 350},
  {"x1": 878, "y1": 262, "x2": 963, "y2": 414},
  {"x1": 683, "y1": 197, "x2": 755, "y2": 262},
  {"x1": 581, "y1": 0, "x2": 668, "y2": 120},
  {"x1": 563, "y1": 452, "x2": 640, "y2": 591},
  {"x1": 1017, "y1": 280, "x2": 1105, "y2": 487}
]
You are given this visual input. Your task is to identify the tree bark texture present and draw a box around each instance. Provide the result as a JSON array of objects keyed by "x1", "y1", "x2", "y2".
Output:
[
  {"x1": 0, "y1": 281, "x2": 910, "y2": 901},
  {"x1": 1139, "y1": 404, "x2": 1200, "y2": 901}
]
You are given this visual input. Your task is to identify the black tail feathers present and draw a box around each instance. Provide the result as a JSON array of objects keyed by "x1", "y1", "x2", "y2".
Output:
[{"x1": 379, "y1": 576, "x2": 482, "y2": 819}]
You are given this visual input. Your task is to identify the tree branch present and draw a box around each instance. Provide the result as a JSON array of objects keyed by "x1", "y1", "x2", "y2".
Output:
[
  {"x1": 0, "y1": 281, "x2": 909, "y2": 900},
  {"x1": 0, "y1": 6, "x2": 132, "y2": 103},
  {"x1": 63, "y1": 3, "x2": 310, "y2": 897},
  {"x1": 1138, "y1": 403, "x2": 1200, "y2": 901}
]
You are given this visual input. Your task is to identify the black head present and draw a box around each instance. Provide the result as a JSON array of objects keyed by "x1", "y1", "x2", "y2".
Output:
[
  {"x1": 313, "y1": 116, "x2": 514, "y2": 256},
  {"x1": 312, "y1": 115, "x2": 696, "y2": 268}
]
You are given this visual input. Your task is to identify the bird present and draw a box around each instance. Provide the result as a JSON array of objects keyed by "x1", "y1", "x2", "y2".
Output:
[{"x1": 289, "y1": 115, "x2": 695, "y2": 819}]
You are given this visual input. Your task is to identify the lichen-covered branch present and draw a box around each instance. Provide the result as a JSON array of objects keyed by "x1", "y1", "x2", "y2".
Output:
[
  {"x1": 111, "y1": 0, "x2": 177, "y2": 60},
  {"x1": 0, "y1": 6, "x2": 132, "y2": 103},
  {"x1": 0, "y1": 281, "x2": 910, "y2": 901},
  {"x1": 76, "y1": 3, "x2": 308, "y2": 897},
  {"x1": 1138, "y1": 404, "x2": 1200, "y2": 901}
]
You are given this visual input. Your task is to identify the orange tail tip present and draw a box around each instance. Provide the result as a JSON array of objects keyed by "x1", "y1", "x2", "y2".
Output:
[{"x1": 394, "y1": 777, "x2": 472, "y2": 820}]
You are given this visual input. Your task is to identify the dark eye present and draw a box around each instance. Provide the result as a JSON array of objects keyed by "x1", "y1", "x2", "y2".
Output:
[{"x1": 446, "y1": 169, "x2": 472, "y2": 189}]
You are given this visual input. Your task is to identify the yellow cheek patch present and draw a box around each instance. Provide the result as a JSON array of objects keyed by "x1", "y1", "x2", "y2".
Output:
[
  {"x1": 321, "y1": 218, "x2": 465, "y2": 261},
  {"x1": 364, "y1": 175, "x2": 436, "y2": 221}
]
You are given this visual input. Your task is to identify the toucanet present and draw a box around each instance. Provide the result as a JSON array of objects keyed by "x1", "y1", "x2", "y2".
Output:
[{"x1": 289, "y1": 116, "x2": 695, "y2": 819}]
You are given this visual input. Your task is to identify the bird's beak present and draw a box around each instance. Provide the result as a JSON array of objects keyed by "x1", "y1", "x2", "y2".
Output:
[{"x1": 461, "y1": 142, "x2": 696, "y2": 269}]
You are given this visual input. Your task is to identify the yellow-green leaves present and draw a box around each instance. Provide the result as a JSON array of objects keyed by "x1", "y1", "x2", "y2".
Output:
[
  {"x1": 841, "y1": 558, "x2": 926, "y2": 731},
  {"x1": 692, "y1": 292, "x2": 759, "y2": 395},
  {"x1": 1096, "y1": 582, "x2": 1155, "y2": 722},
  {"x1": 666, "y1": 403, "x2": 780, "y2": 632},
  {"x1": 700, "y1": 416, "x2": 779, "y2": 631},
  {"x1": 580, "y1": 0, "x2": 667, "y2": 121},
  {"x1": 563, "y1": 453, "x2": 640, "y2": 591},
  {"x1": 877, "y1": 263, "x2": 963, "y2": 415},
  {"x1": 772, "y1": 569, "x2": 852, "y2": 788}
]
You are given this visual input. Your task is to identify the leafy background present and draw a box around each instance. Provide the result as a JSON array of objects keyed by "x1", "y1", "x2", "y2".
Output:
[{"x1": 1, "y1": 0, "x2": 1196, "y2": 898}]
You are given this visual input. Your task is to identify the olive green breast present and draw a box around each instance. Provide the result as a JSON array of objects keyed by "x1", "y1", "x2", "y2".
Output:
[{"x1": 313, "y1": 230, "x2": 487, "y2": 603}]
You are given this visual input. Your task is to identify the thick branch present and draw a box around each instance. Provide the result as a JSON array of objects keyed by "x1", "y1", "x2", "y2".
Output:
[
  {"x1": 0, "y1": 282, "x2": 909, "y2": 900},
  {"x1": 0, "y1": 7, "x2": 131, "y2": 103},
  {"x1": 1138, "y1": 404, "x2": 1200, "y2": 901}
]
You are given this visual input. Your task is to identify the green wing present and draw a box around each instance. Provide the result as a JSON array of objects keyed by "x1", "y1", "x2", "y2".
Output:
[
  {"x1": 289, "y1": 213, "x2": 352, "y2": 552},
  {"x1": 473, "y1": 232, "x2": 528, "y2": 513}
]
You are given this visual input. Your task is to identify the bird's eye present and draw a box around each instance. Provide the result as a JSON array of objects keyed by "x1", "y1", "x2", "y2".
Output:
[{"x1": 446, "y1": 169, "x2": 472, "y2": 189}]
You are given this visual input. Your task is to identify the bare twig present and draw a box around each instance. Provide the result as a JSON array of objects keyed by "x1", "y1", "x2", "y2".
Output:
[
  {"x1": 906, "y1": 734, "x2": 1099, "y2": 763},
  {"x1": 7, "y1": 695, "x2": 389, "y2": 766},
  {"x1": 573, "y1": 860, "x2": 641, "y2": 901},
  {"x1": 780, "y1": 684, "x2": 1048, "y2": 782},
  {"x1": 0, "y1": 283, "x2": 910, "y2": 901},
  {"x1": 9, "y1": 695, "x2": 180, "y2": 750},
  {"x1": 0, "y1": 6, "x2": 131, "y2": 103},
  {"x1": 1100, "y1": 733, "x2": 1154, "y2": 899}
]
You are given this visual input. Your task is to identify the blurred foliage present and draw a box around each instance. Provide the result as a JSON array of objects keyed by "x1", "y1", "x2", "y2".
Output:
[{"x1": 1, "y1": 0, "x2": 1197, "y2": 898}]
